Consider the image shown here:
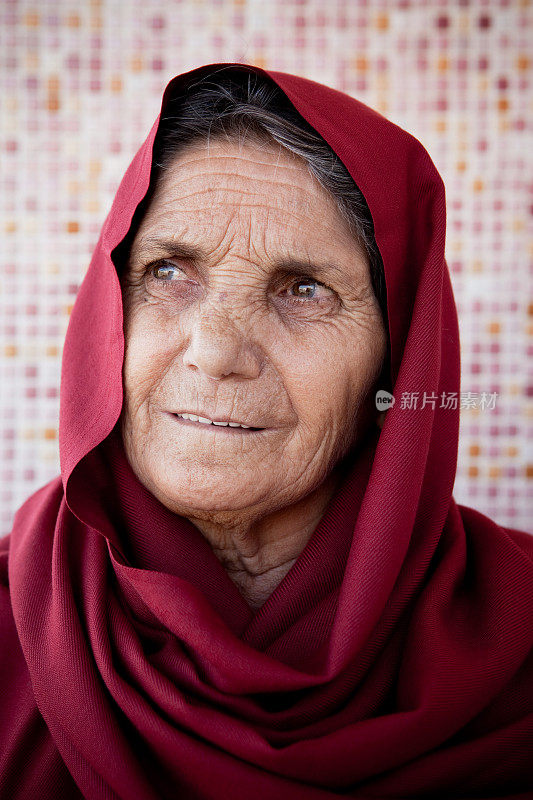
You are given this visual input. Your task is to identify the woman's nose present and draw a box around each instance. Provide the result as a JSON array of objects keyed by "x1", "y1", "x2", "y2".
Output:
[{"x1": 181, "y1": 307, "x2": 263, "y2": 381}]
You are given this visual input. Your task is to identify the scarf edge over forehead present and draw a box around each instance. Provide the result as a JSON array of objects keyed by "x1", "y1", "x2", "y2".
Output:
[{"x1": 3, "y1": 62, "x2": 533, "y2": 800}]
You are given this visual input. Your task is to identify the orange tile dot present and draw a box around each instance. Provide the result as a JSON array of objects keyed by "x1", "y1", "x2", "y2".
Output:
[
  {"x1": 498, "y1": 98, "x2": 509, "y2": 112},
  {"x1": 469, "y1": 444, "x2": 481, "y2": 457},
  {"x1": 488, "y1": 322, "x2": 500, "y2": 334},
  {"x1": 46, "y1": 346, "x2": 59, "y2": 357},
  {"x1": 528, "y1": 303, "x2": 533, "y2": 316},
  {"x1": 488, "y1": 467, "x2": 501, "y2": 479},
  {"x1": 437, "y1": 56, "x2": 449, "y2": 71},
  {"x1": 4, "y1": 345, "x2": 17, "y2": 357},
  {"x1": 48, "y1": 76, "x2": 60, "y2": 91},
  {"x1": 516, "y1": 55, "x2": 530, "y2": 71},
  {"x1": 473, "y1": 179, "x2": 484, "y2": 192},
  {"x1": 5, "y1": 221, "x2": 16, "y2": 233},
  {"x1": 24, "y1": 11, "x2": 40, "y2": 26},
  {"x1": 456, "y1": 160, "x2": 466, "y2": 172},
  {"x1": 110, "y1": 76, "x2": 123, "y2": 92},
  {"x1": 131, "y1": 56, "x2": 143, "y2": 72},
  {"x1": 468, "y1": 466, "x2": 479, "y2": 478},
  {"x1": 44, "y1": 428, "x2": 57, "y2": 440},
  {"x1": 67, "y1": 14, "x2": 80, "y2": 27},
  {"x1": 375, "y1": 13, "x2": 389, "y2": 30},
  {"x1": 526, "y1": 465, "x2": 533, "y2": 479},
  {"x1": 507, "y1": 446, "x2": 518, "y2": 457},
  {"x1": 67, "y1": 221, "x2": 79, "y2": 233},
  {"x1": 435, "y1": 120, "x2": 447, "y2": 133},
  {"x1": 354, "y1": 57, "x2": 368, "y2": 71},
  {"x1": 48, "y1": 94, "x2": 60, "y2": 112}
]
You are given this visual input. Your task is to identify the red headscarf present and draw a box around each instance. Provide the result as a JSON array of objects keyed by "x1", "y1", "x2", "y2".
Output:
[{"x1": 1, "y1": 63, "x2": 532, "y2": 800}]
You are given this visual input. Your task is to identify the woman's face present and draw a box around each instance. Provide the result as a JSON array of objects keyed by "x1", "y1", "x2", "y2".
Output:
[{"x1": 121, "y1": 137, "x2": 387, "y2": 522}]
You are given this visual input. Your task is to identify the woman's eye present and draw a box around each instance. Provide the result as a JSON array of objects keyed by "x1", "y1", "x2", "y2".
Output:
[
  {"x1": 284, "y1": 278, "x2": 333, "y2": 302},
  {"x1": 150, "y1": 261, "x2": 185, "y2": 281}
]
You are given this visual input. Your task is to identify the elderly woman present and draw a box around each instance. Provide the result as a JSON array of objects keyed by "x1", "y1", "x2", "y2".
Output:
[{"x1": 1, "y1": 64, "x2": 532, "y2": 800}]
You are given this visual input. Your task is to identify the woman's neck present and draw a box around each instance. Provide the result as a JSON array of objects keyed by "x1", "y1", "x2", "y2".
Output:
[{"x1": 186, "y1": 464, "x2": 344, "y2": 610}]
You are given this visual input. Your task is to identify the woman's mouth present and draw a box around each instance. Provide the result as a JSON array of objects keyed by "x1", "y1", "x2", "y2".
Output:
[{"x1": 170, "y1": 412, "x2": 264, "y2": 432}]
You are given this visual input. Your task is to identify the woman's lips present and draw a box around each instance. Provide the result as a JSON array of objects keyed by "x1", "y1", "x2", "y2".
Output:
[{"x1": 169, "y1": 413, "x2": 264, "y2": 432}]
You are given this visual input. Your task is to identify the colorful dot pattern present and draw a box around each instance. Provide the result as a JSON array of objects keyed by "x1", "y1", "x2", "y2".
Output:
[{"x1": 1, "y1": 0, "x2": 531, "y2": 534}]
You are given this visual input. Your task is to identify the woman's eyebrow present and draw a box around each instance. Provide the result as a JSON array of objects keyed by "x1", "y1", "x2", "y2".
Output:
[
  {"x1": 132, "y1": 237, "x2": 203, "y2": 261},
  {"x1": 133, "y1": 236, "x2": 358, "y2": 283},
  {"x1": 274, "y1": 258, "x2": 354, "y2": 283}
]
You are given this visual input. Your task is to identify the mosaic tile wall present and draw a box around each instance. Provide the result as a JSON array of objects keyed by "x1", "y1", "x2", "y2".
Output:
[{"x1": 1, "y1": 0, "x2": 531, "y2": 535}]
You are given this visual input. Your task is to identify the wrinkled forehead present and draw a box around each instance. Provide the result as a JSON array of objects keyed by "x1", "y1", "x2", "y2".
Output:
[{"x1": 127, "y1": 136, "x2": 368, "y2": 273}]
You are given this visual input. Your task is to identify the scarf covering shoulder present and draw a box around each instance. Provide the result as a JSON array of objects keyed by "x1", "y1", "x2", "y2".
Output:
[{"x1": 1, "y1": 63, "x2": 532, "y2": 800}]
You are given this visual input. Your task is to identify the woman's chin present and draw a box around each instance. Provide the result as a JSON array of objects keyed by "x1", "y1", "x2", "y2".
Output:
[{"x1": 147, "y1": 471, "x2": 268, "y2": 518}]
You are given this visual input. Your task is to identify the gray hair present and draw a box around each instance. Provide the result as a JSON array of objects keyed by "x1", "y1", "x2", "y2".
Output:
[{"x1": 142, "y1": 67, "x2": 387, "y2": 318}]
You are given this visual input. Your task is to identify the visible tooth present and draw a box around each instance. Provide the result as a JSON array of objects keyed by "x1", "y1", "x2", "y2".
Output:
[{"x1": 176, "y1": 413, "x2": 253, "y2": 429}]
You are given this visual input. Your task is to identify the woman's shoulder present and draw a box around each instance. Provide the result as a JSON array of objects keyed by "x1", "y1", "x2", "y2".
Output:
[
  {"x1": 0, "y1": 477, "x2": 83, "y2": 799},
  {"x1": 457, "y1": 501, "x2": 533, "y2": 564},
  {"x1": 503, "y1": 526, "x2": 533, "y2": 561},
  {"x1": 6, "y1": 475, "x2": 64, "y2": 545},
  {"x1": 0, "y1": 475, "x2": 65, "y2": 681},
  {"x1": 0, "y1": 474, "x2": 64, "y2": 664},
  {"x1": 0, "y1": 475, "x2": 64, "y2": 647}
]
